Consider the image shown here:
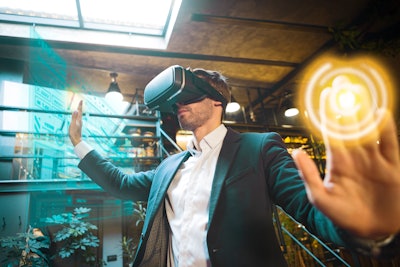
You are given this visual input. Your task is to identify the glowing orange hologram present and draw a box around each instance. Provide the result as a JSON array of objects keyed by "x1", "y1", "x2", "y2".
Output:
[{"x1": 298, "y1": 55, "x2": 395, "y2": 144}]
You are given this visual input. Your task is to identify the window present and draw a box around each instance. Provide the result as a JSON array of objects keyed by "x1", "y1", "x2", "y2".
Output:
[{"x1": 0, "y1": 0, "x2": 181, "y2": 49}]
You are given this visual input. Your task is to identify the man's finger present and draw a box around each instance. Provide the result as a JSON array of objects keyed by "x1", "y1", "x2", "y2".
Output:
[
  {"x1": 292, "y1": 149, "x2": 325, "y2": 203},
  {"x1": 77, "y1": 100, "x2": 83, "y2": 121},
  {"x1": 378, "y1": 109, "x2": 400, "y2": 163}
]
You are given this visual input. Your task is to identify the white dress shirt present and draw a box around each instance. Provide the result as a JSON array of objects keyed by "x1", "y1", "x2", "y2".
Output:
[
  {"x1": 74, "y1": 124, "x2": 228, "y2": 267},
  {"x1": 166, "y1": 124, "x2": 227, "y2": 267}
]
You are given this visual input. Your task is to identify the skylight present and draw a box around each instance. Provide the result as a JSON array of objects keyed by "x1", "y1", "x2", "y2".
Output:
[{"x1": 0, "y1": 0, "x2": 181, "y2": 49}]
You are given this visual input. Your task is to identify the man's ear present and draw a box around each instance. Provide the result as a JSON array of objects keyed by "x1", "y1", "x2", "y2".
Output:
[{"x1": 212, "y1": 99, "x2": 223, "y2": 107}]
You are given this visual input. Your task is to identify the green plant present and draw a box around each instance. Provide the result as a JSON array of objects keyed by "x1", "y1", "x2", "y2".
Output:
[
  {"x1": 0, "y1": 225, "x2": 50, "y2": 267},
  {"x1": 121, "y1": 201, "x2": 147, "y2": 266},
  {"x1": 121, "y1": 236, "x2": 137, "y2": 266},
  {"x1": 133, "y1": 201, "x2": 146, "y2": 227},
  {"x1": 45, "y1": 207, "x2": 105, "y2": 266}
]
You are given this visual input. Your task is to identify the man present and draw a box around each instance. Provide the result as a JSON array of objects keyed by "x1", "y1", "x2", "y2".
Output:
[{"x1": 69, "y1": 67, "x2": 400, "y2": 266}]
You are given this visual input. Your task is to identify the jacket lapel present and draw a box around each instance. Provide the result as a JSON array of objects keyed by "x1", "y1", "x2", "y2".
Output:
[
  {"x1": 208, "y1": 128, "x2": 241, "y2": 226},
  {"x1": 143, "y1": 151, "x2": 191, "y2": 232}
]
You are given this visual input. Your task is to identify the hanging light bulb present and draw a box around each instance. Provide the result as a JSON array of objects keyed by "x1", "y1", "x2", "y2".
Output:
[
  {"x1": 226, "y1": 94, "x2": 240, "y2": 113},
  {"x1": 284, "y1": 107, "x2": 299, "y2": 117},
  {"x1": 281, "y1": 91, "x2": 299, "y2": 117},
  {"x1": 226, "y1": 102, "x2": 240, "y2": 113},
  {"x1": 105, "y1": 72, "x2": 123, "y2": 103}
]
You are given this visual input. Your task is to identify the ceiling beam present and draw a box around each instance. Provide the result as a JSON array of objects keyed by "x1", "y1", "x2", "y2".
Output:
[
  {"x1": 191, "y1": 13, "x2": 330, "y2": 33},
  {"x1": 0, "y1": 36, "x2": 299, "y2": 67}
]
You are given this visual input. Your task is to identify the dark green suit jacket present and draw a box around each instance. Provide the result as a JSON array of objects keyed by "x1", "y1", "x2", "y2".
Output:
[{"x1": 79, "y1": 128, "x2": 345, "y2": 266}]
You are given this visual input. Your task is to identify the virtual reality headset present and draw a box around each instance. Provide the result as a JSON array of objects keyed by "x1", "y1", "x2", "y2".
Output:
[{"x1": 144, "y1": 65, "x2": 227, "y2": 113}]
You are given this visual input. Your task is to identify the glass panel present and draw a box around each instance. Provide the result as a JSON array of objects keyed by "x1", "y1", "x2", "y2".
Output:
[
  {"x1": 0, "y1": 81, "x2": 161, "y2": 181},
  {"x1": 0, "y1": 0, "x2": 174, "y2": 35},
  {"x1": 0, "y1": 0, "x2": 79, "y2": 26},
  {"x1": 79, "y1": 0, "x2": 173, "y2": 35}
]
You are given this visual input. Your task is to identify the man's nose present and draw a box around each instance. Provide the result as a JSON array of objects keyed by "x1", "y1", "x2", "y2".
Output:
[{"x1": 172, "y1": 103, "x2": 183, "y2": 114}]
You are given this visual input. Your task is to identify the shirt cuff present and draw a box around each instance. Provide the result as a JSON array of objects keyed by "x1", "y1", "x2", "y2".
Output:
[
  {"x1": 74, "y1": 141, "x2": 94, "y2": 159},
  {"x1": 339, "y1": 228, "x2": 398, "y2": 257},
  {"x1": 352, "y1": 234, "x2": 395, "y2": 256}
]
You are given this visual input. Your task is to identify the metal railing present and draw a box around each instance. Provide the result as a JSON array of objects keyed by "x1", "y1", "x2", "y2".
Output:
[{"x1": 274, "y1": 206, "x2": 351, "y2": 267}]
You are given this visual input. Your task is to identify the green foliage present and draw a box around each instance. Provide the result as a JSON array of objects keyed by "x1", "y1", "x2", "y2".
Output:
[
  {"x1": 328, "y1": 0, "x2": 400, "y2": 58},
  {"x1": 121, "y1": 236, "x2": 137, "y2": 264},
  {"x1": 133, "y1": 201, "x2": 146, "y2": 227},
  {"x1": 0, "y1": 226, "x2": 50, "y2": 267},
  {"x1": 329, "y1": 25, "x2": 362, "y2": 50},
  {"x1": 121, "y1": 201, "x2": 147, "y2": 265},
  {"x1": 45, "y1": 207, "x2": 105, "y2": 266}
]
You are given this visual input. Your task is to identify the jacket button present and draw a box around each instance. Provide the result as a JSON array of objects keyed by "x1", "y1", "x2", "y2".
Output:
[
  {"x1": 212, "y1": 248, "x2": 219, "y2": 253},
  {"x1": 141, "y1": 233, "x2": 145, "y2": 240}
]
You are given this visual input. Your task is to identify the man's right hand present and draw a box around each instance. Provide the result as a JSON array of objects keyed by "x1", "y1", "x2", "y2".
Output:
[{"x1": 69, "y1": 100, "x2": 83, "y2": 146}]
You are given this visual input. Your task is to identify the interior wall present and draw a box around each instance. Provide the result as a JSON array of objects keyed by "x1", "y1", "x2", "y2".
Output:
[
  {"x1": 0, "y1": 192, "x2": 30, "y2": 237},
  {"x1": 0, "y1": 58, "x2": 24, "y2": 83},
  {"x1": 0, "y1": 58, "x2": 25, "y2": 180}
]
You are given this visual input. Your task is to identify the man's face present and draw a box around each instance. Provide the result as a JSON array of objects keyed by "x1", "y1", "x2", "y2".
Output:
[{"x1": 175, "y1": 97, "x2": 215, "y2": 131}]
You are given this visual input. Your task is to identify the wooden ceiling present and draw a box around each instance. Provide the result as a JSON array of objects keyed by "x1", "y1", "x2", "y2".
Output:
[{"x1": 0, "y1": 0, "x2": 399, "y2": 131}]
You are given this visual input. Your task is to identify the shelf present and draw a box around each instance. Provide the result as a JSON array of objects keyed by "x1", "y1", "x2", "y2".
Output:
[
  {"x1": 0, "y1": 179, "x2": 103, "y2": 193},
  {"x1": 0, "y1": 105, "x2": 159, "y2": 121}
]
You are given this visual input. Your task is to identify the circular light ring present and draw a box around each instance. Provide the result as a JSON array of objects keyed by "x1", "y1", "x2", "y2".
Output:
[
  {"x1": 319, "y1": 67, "x2": 380, "y2": 133},
  {"x1": 303, "y1": 57, "x2": 390, "y2": 142}
]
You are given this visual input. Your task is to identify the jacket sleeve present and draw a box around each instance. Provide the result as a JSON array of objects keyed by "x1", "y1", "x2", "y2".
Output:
[
  {"x1": 262, "y1": 132, "x2": 345, "y2": 245},
  {"x1": 263, "y1": 132, "x2": 400, "y2": 258},
  {"x1": 78, "y1": 149, "x2": 155, "y2": 201}
]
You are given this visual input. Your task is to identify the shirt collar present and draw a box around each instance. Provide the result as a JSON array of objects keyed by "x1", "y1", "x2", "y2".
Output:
[{"x1": 186, "y1": 124, "x2": 227, "y2": 155}]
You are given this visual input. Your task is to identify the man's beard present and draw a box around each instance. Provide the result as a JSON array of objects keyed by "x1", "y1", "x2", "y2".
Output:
[
  {"x1": 179, "y1": 118, "x2": 198, "y2": 131},
  {"x1": 178, "y1": 111, "x2": 208, "y2": 131},
  {"x1": 177, "y1": 100, "x2": 214, "y2": 131}
]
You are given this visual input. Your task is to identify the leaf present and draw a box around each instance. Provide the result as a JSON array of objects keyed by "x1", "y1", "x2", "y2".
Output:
[
  {"x1": 75, "y1": 207, "x2": 91, "y2": 214},
  {"x1": 59, "y1": 248, "x2": 73, "y2": 258}
]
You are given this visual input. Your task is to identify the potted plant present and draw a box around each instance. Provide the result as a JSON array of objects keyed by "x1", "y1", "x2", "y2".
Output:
[
  {"x1": 0, "y1": 225, "x2": 50, "y2": 267},
  {"x1": 45, "y1": 207, "x2": 105, "y2": 266}
]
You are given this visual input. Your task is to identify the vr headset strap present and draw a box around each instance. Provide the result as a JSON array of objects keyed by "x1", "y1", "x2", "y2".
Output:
[{"x1": 187, "y1": 69, "x2": 228, "y2": 107}]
